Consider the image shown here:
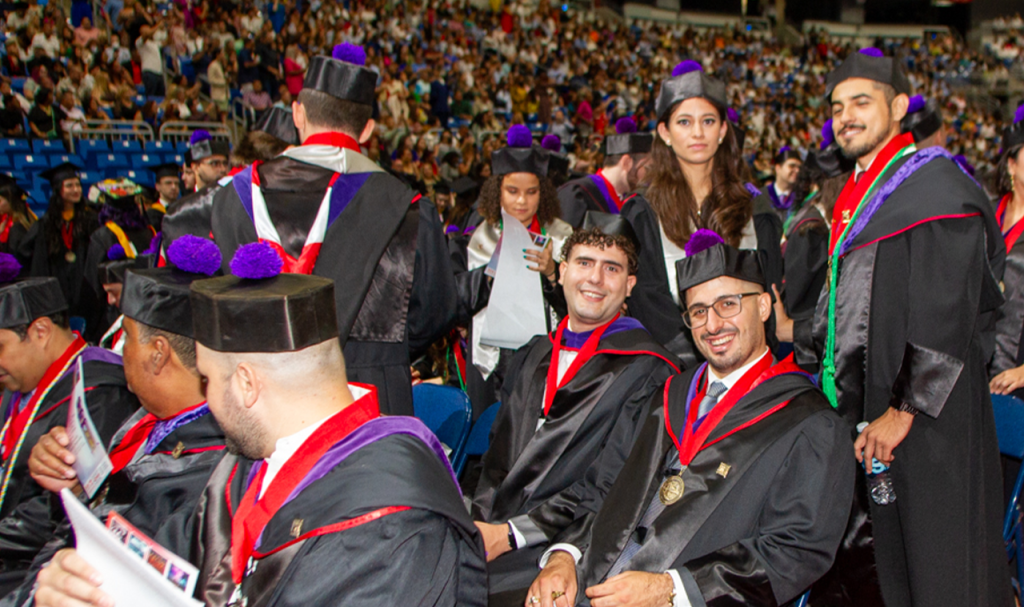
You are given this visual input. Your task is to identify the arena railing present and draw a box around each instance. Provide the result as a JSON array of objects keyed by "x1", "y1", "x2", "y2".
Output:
[
  {"x1": 159, "y1": 121, "x2": 235, "y2": 147},
  {"x1": 69, "y1": 120, "x2": 156, "y2": 155}
]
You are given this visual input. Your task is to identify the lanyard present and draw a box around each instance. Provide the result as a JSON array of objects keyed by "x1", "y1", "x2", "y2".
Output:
[
  {"x1": 249, "y1": 160, "x2": 341, "y2": 275},
  {"x1": 543, "y1": 316, "x2": 615, "y2": 418},
  {"x1": 664, "y1": 353, "x2": 772, "y2": 469},
  {"x1": 230, "y1": 392, "x2": 379, "y2": 584},
  {"x1": 821, "y1": 136, "x2": 916, "y2": 407},
  {"x1": 996, "y1": 193, "x2": 1024, "y2": 253}
]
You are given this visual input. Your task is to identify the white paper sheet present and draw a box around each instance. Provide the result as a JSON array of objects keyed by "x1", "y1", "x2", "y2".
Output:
[
  {"x1": 65, "y1": 359, "x2": 112, "y2": 499},
  {"x1": 61, "y1": 490, "x2": 203, "y2": 607},
  {"x1": 479, "y1": 209, "x2": 550, "y2": 349}
]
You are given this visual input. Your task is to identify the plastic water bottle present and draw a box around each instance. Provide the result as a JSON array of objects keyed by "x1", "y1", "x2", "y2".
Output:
[{"x1": 856, "y1": 422, "x2": 897, "y2": 505}]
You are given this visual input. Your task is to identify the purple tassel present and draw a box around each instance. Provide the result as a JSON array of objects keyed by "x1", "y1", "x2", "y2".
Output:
[
  {"x1": 143, "y1": 232, "x2": 162, "y2": 256},
  {"x1": 859, "y1": 47, "x2": 885, "y2": 58},
  {"x1": 672, "y1": 60, "x2": 702, "y2": 77},
  {"x1": 106, "y1": 244, "x2": 126, "y2": 260},
  {"x1": 1015, "y1": 105, "x2": 1024, "y2": 125},
  {"x1": 332, "y1": 42, "x2": 366, "y2": 66},
  {"x1": 507, "y1": 125, "x2": 533, "y2": 148},
  {"x1": 684, "y1": 229, "x2": 725, "y2": 257},
  {"x1": 230, "y1": 242, "x2": 283, "y2": 280},
  {"x1": 167, "y1": 235, "x2": 222, "y2": 276},
  {"x1": 0, "y1": 252, "x2": 21, "y2": 282},
  {"x1": 907, "y1": 95, "x2": 926, "y2": 114},
  {"x1": 540, "y1": 134, "x2": 561, "y2": 152},
  {"x1": 821, "y1": 120, "x2": 835, "y2": 149},
  {"x1": 190, "y1": 129, "x2": 212, "y2": 146},
  {"x1": 615, "y1": 117, "x2": 637, "y2": 134},
  {"x1": 727, "y1": 108, "x2": 740, "y2": 124},
  {"x1": 778, "y1": 146, "x2": 791, "y2": 157}
]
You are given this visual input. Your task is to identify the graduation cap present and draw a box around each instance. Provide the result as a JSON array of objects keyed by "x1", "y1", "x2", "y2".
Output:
[
  {"x1": 451, "y1": 176, "x2": 480, "y2": 197},
  {"x1": 0, "y1": 253, "x2": 67, "y2": 329},
  {"x1": 97, "y1": 242, "x2": 155, "y2": 286},
  {"x1": 0, "y1": 173, "x2": 26, "y2": 202},
  {"x1": 189, "y1": 242, "x2": 338, "y2": 353},
  {"x1": 825, "y1": 48, "x2": 911, "y2": 101},
  {"x1": 39, "y1": 162, "x2": 81, "y2": 190},
  {"x1": 581, "y1": 211, "x2": 641, "y2": 253},
  {"x1": 774, "y1": 146, "x2": 802, "y2": 165},
  {"x1": 675, "y1": 229, "x2": 765, "y2": 296},
  {"x1": 1003, "y1": 105, "x2": 1024, "y2": 153},
  {"x1": 252, "y1": 106, "x2": 299, "y2": 146},
  {"x1": 302, "y1": 42, "x2": 377, "y2": 106},
  {"x1": 605, "y1": 117, "x2": 653, "y2": 156},
  {"x1": 433, "y1": 179, "x2": 452, "y2": 195},
  {"x1": 148, "y1": 162, "x2": 180, "y2": 182},
  {"x1": 87, "y1": 178, "x2": 145, "y2": 209},
  {"x1": 901, "y1": 95, "x2": 942, "y2": 144},
  {"x1": 655, "y1": 60, "x2": 727, "y2": 122},
  {"x1": 492, "y1": 125, "x2": 548, "y2": 177},
  {"x1": 188, "y1": 130, "x2": 230, "y2": 163},
  {"x1": 122, "y1": 235, "x2": 221, "y2": 338}
]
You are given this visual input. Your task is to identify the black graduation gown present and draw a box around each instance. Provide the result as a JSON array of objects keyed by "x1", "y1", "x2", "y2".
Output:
[
  {"x1": 557, "y1": 175, "x2": 619, "y2": 228},
  {"x1": 0, "y1": 223, "x2": 30, "y2": 271},
  {"x1": 210, "y1": 156, "x2": 458, "y2": 416},
  {"x1": 145, "y1": 204, "x2": 166, "y2": 232},
  {"x1": 0, "y1": 347, "x2": 139, "y2": 590},
  {"x1": 494, "y1": 363, "x2": 854, "y2": 607},
  {"x1": 752, "y1": 183, "x2": 796, "y2": 226},
  {"x1": 25, "y1": 210, "x2": 101, "y2": 325},
  {"x1": 0, "y1": 410, "x2": 226, "y2": 607},
  {"x1": 82, "y1": 223, "x2": 155, "y2": 340},
  {"x1": 619, "y1": 194, "x2": 783, "y2": 366},
  {"x1": 474, "y1": 327, "x2": 678, "y2": 591},
  {"x1": 160, "y1": 183, "x2": 224, "y2": 248},
  {"x1": 190, "y1": 434, "x2": 487, "y2": 607},
  {"x1": 782, "y1": 204, "x2": 829, "y2": 370},
  {"x1": 991, "y1": 237, "x2": 1024, "y2": 381},
  {"x1": 800, "y1": 153, "x2": 1011, "y2": 607}
]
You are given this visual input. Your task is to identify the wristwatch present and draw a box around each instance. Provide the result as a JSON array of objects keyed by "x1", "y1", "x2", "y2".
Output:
[{"x1": 896, "y1": 401, "x2": 919, "y2": 416}]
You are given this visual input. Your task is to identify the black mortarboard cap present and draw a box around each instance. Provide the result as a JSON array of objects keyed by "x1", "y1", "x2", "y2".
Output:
[
  {"x1": 675, "y1": 230, "x2": 765, "y2": 295},
  {"x1": 581, "y1": 211, "x2": 641, "y2": 253},
  {"x1": 148, "y1": 162, "x2": 180, "y2": 181},
  {"x1": 188, "y1": 130, "x2": 230, "y2": 163},
  {"x1": 0, "y1": 268, "x2": 67, "y2": 329},
  {"x1": 492, "y1": 125, "x2": 548, "y2": 177},
  {"x1": 656, "y1": 61, "x2": 727, "y2": 122},
  {"x1": 451, "y1": 176, "x2": 479, "y2": 196},
  {"x1": 39, "y1": 162, "x2": 81, "y2": 190},
  {"x1": 1003, "y1": 106, "x2": 1024, "y2": 153},
  {"x1": 433, "y1": 179, "x2": 452, "y2": 195},
  {"x1": 605, "y1": 116, "x2": 653, "y2": 156},
  {"x1": 825, "y1": 48, "x2": 911, "y2": 100},
  {"x1": 0, "y1": 173, "x2": 25, "y2": 201},
  {"x1": 901, "y1": 95, "x2": 942, "y2": 143},
  {"x1": 253, "y1": 106, "x2": 299, "y2": 146},
  {"x1": 302, "y1": 43, "x2": 377, "y2": 106},
  {"x1": 123, "y1": 268, "x2": 201, "y2": 337},
  {"x1": 189, "y1": 242, "x2": 338, "y2": 352}
]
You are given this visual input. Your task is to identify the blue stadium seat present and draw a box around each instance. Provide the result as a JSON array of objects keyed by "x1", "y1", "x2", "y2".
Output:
[
  {"x1": 145, "y1": 140, "x2": 173, "y2": 155},
  {"x1": 132, "y1": 153, "x2": 161, "y2": 170},
  {"x1": 27, "y1": 189, "x2": 47, "y2": 208},
  {"x1": 76, "y1": 139, "x2": 109, "y2": 160},
  {"x1": 14, "y1": 154, "x2": 49, "y2": 171},
  {"x1": 123, "y1": 169, "x2": 154, "y2": 187},
  {"x1": 166, "y1": 153, "x2": 184, "y2": 165},
  {"x1": 175, "y1": 141, "x2": 189, "y2": 154},
  {"x1": 453, "y1": 401, "x2": 500, "y2": 477},
  {"x1": 0, "y1": 139, "x2": 29, "y2": 153},
  {"x1": 77, "y1": 170, "x2": 99, "y2": 187},
  {"x1": 9, "y1": 78, "x2": 26, "y2": 94},
  {"x1": 111, "y1": 140, "x2": 144, "y2": 154},
  {"x1": 412, "y1": 384, "x2": 472, "y2": 469},
  {"x1": 31, "y1": 139, "x2": 66, "y2": 155},
  {"x1": 49, "y1": 154, "x2": 84, "y2": 168},
  {"x1": 993, "y1": 393, "x2": 1024, "y2": 596},
  {"x1": 0, "y1": 155, "x2": 10, "y2": 169},
  {"x1": 95, "y1": 153, "x2": 130, "y2": 172}
]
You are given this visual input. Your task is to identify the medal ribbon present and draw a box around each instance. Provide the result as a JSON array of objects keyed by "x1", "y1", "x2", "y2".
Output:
[
  {"x1": 0, "y1": 336, "x2": 87, "y2": 511},
  {"x1": 230, "y1": 391, "x2": 380, "y2": 584},
  {"x1": 60, "y1": 221, "x2": 74, "y2": 252},
  {"x1": 663, "y1": 352, "x2": 773, "y2": 470},
  {"x1": 543, "y1": 316, "x2": 616, "y2": 418},
  {"x1": 821, "y1": 135, "x2": 916, "y2": 407},
  {"x1": 250, "y1": 160, "x2": 341, "y2": 275},
  {"x1": 996, "y1": 193, "x2": 1024, "y2": 252}
]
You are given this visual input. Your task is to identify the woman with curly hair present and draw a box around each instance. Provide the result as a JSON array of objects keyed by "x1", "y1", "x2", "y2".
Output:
[
  {"x1": 620, "y1": 60, "x2": 783, "y2": 365},
  {"x1": 0, "y1": 174, "x2": 37, "y2": 269},
  {"x1": 453, "y1": 125, "x2": 573, "y2": 415}
]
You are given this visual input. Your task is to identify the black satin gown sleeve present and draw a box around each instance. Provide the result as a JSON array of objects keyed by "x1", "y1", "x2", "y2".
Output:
[
  {"x1": 558, "y1": 181, "x2": 588, "y2": 229},
  {"x1": 753, "y1": 212, "x2": 783, "y2": 294},
  {"x1": 406, "y1": 197, "x2": 460, "y2": 357}
]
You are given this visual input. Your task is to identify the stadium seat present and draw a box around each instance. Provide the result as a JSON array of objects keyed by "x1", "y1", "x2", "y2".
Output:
[
  {"x1": 76, "y1": 139, "x2": 109, "y2": 161},
  {"x1": 0, "y1": 139, "x2": 29, "y2": 153},
  {"x1": 49, "y1": 154, "x2": 84, "y2": 168},
  {"x1": 0, "y1": 155, "x2": 10, "y2": 169},
  {"x1": 13, "y1": 154, "x2": 49, "y2": 171},
  {"x1": 95, "y1": 153, "x2": 130, "y2": 172},
  {"x1": 145, "y1": 140, "x2": 173, "y2": 154},
  {"x1": 9, "y1": 78, "x2": 26, "y2": 94},
  {"x1": 123, "y1": 169, "x2": 154, "y2": 187},
  {"x1": 165, "y1": 153, "x2": 184, "y2": 166},
  {"x1": 28, "y1": 189, "x2": 47, "y2": 209},
  {"x1": 992, "y1": 393, "x2": 1024, "y2": 596},
  {"x1": 174, "y1": 141, "x2": 189, "y2": 154},
  {"x1": 132, "y1": 153, "x2": 162, "y2": 170},
  {"x1": 412, "y1": 384, "x2": 472, "y2": 469},
  {"x1": 31, "y1": 139, "x2": 66, "y2": 155},
  {"x1": 453, "y1": 401, "x2": 500, "y2": 477},
  {"x1": 111, "y1": 140, "x2": 144, "y2": 154}
]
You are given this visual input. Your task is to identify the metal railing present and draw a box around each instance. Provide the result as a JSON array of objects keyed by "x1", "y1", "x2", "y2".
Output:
[
  {"x1": 159, "y1": 121, "x2": 235, "y2": 147},
  {"x1": 69, "y1": 120, "x2": 155, "y2": 154}
]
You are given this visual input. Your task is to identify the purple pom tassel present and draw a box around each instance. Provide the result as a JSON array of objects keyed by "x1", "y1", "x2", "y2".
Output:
[
  {"x1": 1015, "y1": 105, "x2": 1024, "y2": 125},
  {"x1": 507, "y1": 125, "x2": 533, "y2": 148},
  {"x1": 778, "y1": 146, "x2": 791, "y2": 157},
  {"x1": 615, "y1": 117, "x2": 637, "y2": 134},
  {"x1": 190, "y1": 129, "x2": 212, "y2": 146},
  {"x1": 672, "y1": 60, "x2": 702, "y2": 78},
  {"x1": 142, "y1": 232, "x2": 162, "y2": 256},
  {"x1": 230, "y1": 242, "x2": 283, "y2": 280},
  {"x1": 821, "y1": 119, "x2": 835, "y2": 149},
  {"x1": 332, "y1": 42, "x2": 366, "y2": 66},
  {"x1": 859, "y1": 47, "x2": 885, "y2": 58},
  {"x1": 540, "y1": 134, "x2": 561, "y2": 152},
  {"x1": 727, "y1": 108, "x2": 740, "y2": 124},
  {"x1": 684, "y1": 229, "x2": 725, "y2": 257},
  {"x1": 106, "y1": 244, "x2": 126, "y2": 261},
  {"x1": 167, "y1": 235, "x2": 222, "y2": 276},
  {"x1": 907, "y1": 95, "x2": 926, "y2": 114},
  {"x1": 0, "y1": 252, "x2": 21, "y2": 282}
]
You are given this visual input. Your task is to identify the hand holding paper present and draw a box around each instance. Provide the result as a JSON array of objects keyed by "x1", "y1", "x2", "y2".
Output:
[
  {"x1": 36, "y1": 548, "x2": 112, "y2": 607},
  {"x1": 65, "y1": 359, "x2": 113, "y2": 499},
  {"x1": 28, "y1": 427, "x2": 81, "y2": 494}
]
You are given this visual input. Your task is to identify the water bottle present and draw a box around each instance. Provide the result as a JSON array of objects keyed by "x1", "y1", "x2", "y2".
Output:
[{"x1": 856, "y1": 422, "x2": 897, "y2": 505}]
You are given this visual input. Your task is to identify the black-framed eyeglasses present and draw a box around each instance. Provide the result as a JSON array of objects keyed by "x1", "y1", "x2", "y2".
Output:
[{"x1": 683, "y1": 292, "x2": 761, "y2": 329}]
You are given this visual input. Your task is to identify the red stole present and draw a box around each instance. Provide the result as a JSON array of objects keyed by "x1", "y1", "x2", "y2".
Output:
[
  {"x1": 543, "y1": 316, "x2": 616, "y2": 418},
  {"x1": 107, "y1": 401, "x2": 208, "y2": 473},
  {"x1": 996, "y1": 193, "x2": 1024, "y2": 253}
]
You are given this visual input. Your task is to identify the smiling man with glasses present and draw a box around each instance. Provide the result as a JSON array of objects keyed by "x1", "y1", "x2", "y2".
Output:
[{"x1": 526, "y1": 229, "x2": 852, "y2": 607}]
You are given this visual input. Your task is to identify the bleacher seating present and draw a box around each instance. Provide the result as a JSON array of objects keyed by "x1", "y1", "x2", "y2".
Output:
[
  {"x1": 14, "y1": 154, "x2": 49, "y2": 172},
  {"x1": 31, "y1": 140, "x2": 66, "y2": 155}
]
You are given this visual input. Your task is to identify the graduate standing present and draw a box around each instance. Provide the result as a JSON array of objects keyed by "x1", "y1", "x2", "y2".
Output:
[
  {"x1": 146, "y1": 162, "x2": 182, "y2": 229},
  {"x1": 160, "y1": 131, "x2": 232, "y2": 253},
  {"x1": 750, "y1": 146, "x2": 803, "y2": 226},
  {"x1": 801, "y1": 48, "x2": 1009, "y2": 607},
  {"x1": 209, "y1": 43, "x2": 457, "y2": 416},
  {"x1": 526, "y1": 231, "x2": 852, "y2": 607}
]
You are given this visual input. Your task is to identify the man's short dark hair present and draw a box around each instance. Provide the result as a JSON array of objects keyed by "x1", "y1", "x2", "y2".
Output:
[
  {"x1": 9, "y1": 312, "x2": 70, "y2": 341},
  {"x1": 603, "y1": 152, "x2": 648, "y2": 169},
  {"x1": 297, "y1": 89, "x2": 372, "y2": 136},
  {"x1": 872, "y1": 81, "x2": 897, "y2": 106},
  {"x1": 560, "y1": 227, "x2": 639, "y2": 275},
  {"x1": 136, "y1": 323, "x2": 197, "y2": 372}
]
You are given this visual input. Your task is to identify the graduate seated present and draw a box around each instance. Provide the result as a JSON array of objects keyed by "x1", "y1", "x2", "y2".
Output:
[
  {"x1": 0, "y1": 256, "x2": 139, "y2": 595},
  {"x1": 475, "y1": 213, "x2": 679, "y2": 597},
  {"x1": 34, "y1": 243, "x2": 487, "y2": 607},
  {"x1": 522, "y1": 231, "x2": 854, "y2": 607},
  {"x1": 95, "y1": 244, "x2": 158, "y2": 354},
  {"x1": 2, "y1": 236, "x2": 226, "y2": 606}
]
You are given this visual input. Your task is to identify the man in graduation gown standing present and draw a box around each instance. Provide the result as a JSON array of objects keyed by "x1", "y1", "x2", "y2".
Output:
[
  {"x1": 0, "y1": 255, "x2": 138, "y2": 594},
  {"x1": 1, "y1": 236, "x2": 226, "y2": 606},
  {"x1": 476, "y1": 214, "x2": 678, "y2": 596},
  {"x1": 146, "y1": 162, "x2": 181, "y2": 228},
  {"x1": 558, "y1": 118, "x2": 652, "y2": 228},
  {"x1": 800, "y1": 48, "x2": 1009, "y2": 607},
  {"x1": 159, "y1": 131, "x2": 232, "y2": 253},
  {"x1": 525, "y1": 231, "x2": 853, "y2": 607},
  {"x1": 208, "y1": 42, "x2": 457, "y2": 416}
]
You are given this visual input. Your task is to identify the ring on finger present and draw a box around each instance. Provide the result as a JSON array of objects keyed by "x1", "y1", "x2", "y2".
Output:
[
  {"x1": 552, "y1": 591, "x2": 565, "y2": 600},
  {"x1": 529, "y1": 597, "x2": 540, "y2": 605}
]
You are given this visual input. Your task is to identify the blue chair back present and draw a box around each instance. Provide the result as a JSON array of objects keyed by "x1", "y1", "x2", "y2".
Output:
[
  {"x1": 992, "y1": 393, "x2": 1024, "y2": 597},
  {"x1": 794, "y1": 590, "x2": 810, "y2": 607},
  {"x1": 412, "y1": 384, "x2": 472, "y2": 470},
  {"x1": 452, "y1": 401, "x2": 500, "y2": 477}
]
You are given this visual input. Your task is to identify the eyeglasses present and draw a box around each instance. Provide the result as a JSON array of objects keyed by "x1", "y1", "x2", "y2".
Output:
[
  {"x1": 683, "y1": 292, "x2": 761, "y2": 329},
  {"x1": 201, "y1": 158, "x2": 227, "y2": 168}
]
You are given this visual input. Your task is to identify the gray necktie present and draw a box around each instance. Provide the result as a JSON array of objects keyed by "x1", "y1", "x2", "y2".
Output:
[{"x1": 606, "y1": 380, "x2": 728, "y2": 577}]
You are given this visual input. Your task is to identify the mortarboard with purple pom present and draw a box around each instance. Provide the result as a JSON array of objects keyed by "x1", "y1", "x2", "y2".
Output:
[
  {"x1": 900, "y1": 94, "x2": 942, "y2": 144},
  {"x1": 606, "y1": 116, "x2": 653, "y2": 156},
  {"x1": 302, "y1": 42, "x2": 378, "y2": 106},
  {"x1": 491, "y1": 125, "x2": 549, "y2": 177},
  {"x1": 0, "y1": 252, "x2": 67, "y2": 328},
  {"x1": 188, "y1": 128, "x2": 230, "y2": 162},
  {"x1": 540, "y1": 134, "x2": 561, "y2": 153},
  {"x1": 656, "y1": 60, "x2": 727, "y2": 121},
  {"x1": 826, "y1": 46, "x2": 911, "y2": 100},
  {"x1": 675, "y1": 228, "x2": 767, "y2": 296}
]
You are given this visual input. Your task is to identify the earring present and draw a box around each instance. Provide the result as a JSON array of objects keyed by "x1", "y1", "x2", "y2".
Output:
[
  {"x1": 664, "y1": 139, "x2": 671, "y2": 146},
  {"x1": 718, "y1": 137, "x2": 724, "y2": 144}
]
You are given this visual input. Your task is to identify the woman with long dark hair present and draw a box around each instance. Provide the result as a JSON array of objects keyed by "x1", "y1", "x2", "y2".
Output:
[
  {"x1": 0, "y1": 175, "x2": 37, "y2": 269},
  {"x1": 620, "y1": 61, "x2": 783, "y2": 364},
  {"x1": 27, "y1": 163, "x2": 101, "y2": 329}
]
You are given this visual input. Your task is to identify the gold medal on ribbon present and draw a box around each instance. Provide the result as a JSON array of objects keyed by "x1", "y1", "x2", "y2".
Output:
[
  {"x1": 65, "y1": 251, "x2": 76, "y2": 263},
  {"x1": 659, "y1": 473, "x2": 685, "y2": 505}
]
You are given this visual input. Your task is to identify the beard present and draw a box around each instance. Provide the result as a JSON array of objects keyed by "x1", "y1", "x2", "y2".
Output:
[
  {"x1": 838, "y1": 123, "x2": 890, "y2": 160},
  {"x1": 218, "y1": 385, "x2": 269, "y2": 460}
]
